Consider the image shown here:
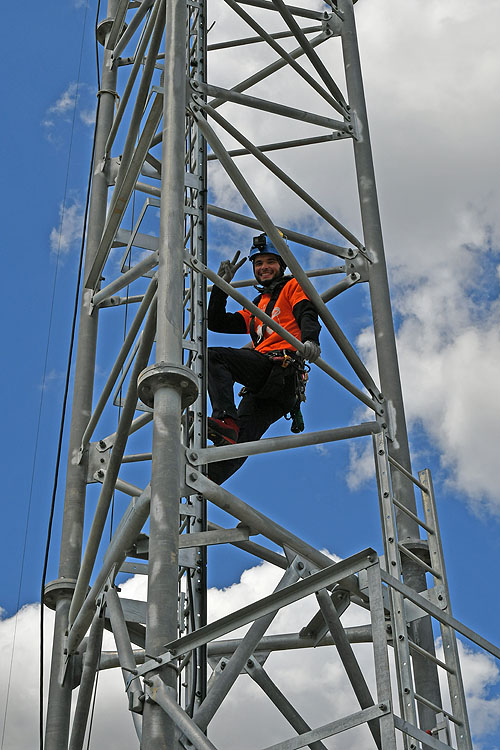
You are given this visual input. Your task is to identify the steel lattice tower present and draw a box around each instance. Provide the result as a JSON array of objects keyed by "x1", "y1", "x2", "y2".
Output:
[{"x1": 43, "y1": 1, "x2": 499, "y2": 748}]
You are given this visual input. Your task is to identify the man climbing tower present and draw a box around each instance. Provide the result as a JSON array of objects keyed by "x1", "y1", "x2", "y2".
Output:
[{"x1": 207, "y1": 232, "x2": 321, "y2": 484}]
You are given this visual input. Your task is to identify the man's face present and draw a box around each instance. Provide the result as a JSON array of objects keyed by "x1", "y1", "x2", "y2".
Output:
[{"x1": 253, "y1": 254, "x2": 282, "y2": 285}]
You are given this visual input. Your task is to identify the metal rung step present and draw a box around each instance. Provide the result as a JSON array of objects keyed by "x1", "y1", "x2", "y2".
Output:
[
  {"x1": 392, "y1": 495, "x2": 435, "y2": 535},
  {"x1": 408, "y1": 639, "x2": 456, "y2": 674},
  {"x1": 398, "y1": 543, "x2": 442, "y2": 579},
  {"x1": 414, "y1": 693, "x2": 463, "y2": 727},
  {"x1": 388, "y1": 454, "x2": 429, "y2": 493}
]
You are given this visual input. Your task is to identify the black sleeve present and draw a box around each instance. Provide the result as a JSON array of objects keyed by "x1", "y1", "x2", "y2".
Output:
[
  {"x1": 207, "y1": 284, "x2": 248, "y2": 334},
  {"x1": 292, "y1": 299, "x2": 321, "y2": 343}
]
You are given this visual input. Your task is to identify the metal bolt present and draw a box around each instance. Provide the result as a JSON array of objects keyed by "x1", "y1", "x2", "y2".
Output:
[
  {"x1": 247, "y1": 660, "x2": 253, "y2": 668},
  {"x1": 378, "y1": 449, "x2": 384, "y2": 455},
  {"x1": 220, "y1": 662, "x2": 225, "y2": 671},
  {"x1": 379, "y1": 704, "x2": 387, "y2": 712},
  {"x1": 391, "y1": 560, "x2": 396, "y2": 566},
  {"x1": 383, "y1": 491, "x2": 389, "y2": 498},
  {"x1": 189, "y1": 472, "x2": 197, "y2": 482},
  {"x1": 145, "y1": 653, "x2": 163, "y2": 664},
  {"x1": 297, "y1": 561, "x2": 304, "y2": 570},
  {"x1": 398, "y1": 635, "x2": 404, "y2": 641},
  {"x1": 437, "y1": 594, "x2": 443, "y2": 601},
  {"x1": 99, "y1": 440, "x2": 106, "y2": 449},
  {"x1": 388, "y1": 537, "x2": 394, "y2": 543}
]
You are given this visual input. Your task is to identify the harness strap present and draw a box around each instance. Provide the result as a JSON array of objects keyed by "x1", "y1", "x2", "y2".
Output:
[{"x1": 249, "y1": 277, "x2": 291, "y2": 347}]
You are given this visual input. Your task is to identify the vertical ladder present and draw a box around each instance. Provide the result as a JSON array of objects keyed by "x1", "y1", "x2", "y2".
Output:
[{"x1": 373, "y1": 431, "x2": 472, "y2": 749}]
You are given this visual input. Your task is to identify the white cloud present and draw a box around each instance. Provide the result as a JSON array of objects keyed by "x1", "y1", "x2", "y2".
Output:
[
  {"x1": 346, "y1": 439, "x2": 374, "y2": 491},
  {"x1": 0, "y1": 604, "x2": 54, "y2": 750},
  {"x1": 48, "y1": 82, "x2": 80, "y2": 117},
  {"x1": 1, "y1": 565, "x2": 498, "y2": 749},
  {"x1": 79, "y1": 107, "x2": 96, "y2": 127},
  {"x1": 50, "y1": 198, "x2": 85, "y2": 255},
  {"x1": 38, "y1": 369, "x2": 64, "y2": 391},
  {"x1": 437, "y1": 638, "x2": 500, "y2": 744},
  {"x1": 43, "y1": 82, "x2": 96, "y2": 140}
]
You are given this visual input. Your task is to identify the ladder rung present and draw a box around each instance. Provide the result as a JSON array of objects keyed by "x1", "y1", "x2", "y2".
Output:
[
  {"x1": 408, "y1": 639, "x2": 455, "y2": 674},
  {"x1": 392, "y1": 495, "x2": 435, "y2": 535},
  {"x1": 398, "y1": 544, "x2": 442, "y2": 579},
  {"x1": 388, "y1": 455, "x2": 430, "y2": 493},
  {"x1": 414, "y1": 693, "x2": 463, "y2": 727}
]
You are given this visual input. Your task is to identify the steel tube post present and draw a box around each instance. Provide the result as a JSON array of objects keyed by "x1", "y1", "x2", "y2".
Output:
[
  {"x1": 339, "y1": 0, "x2": 442, "y2": 729},
  {"x1": 68, "y1": 610, "x2": 105, "y2": 750},
  {"x1": 140, "y1": 0, "x2": 187, "y2": 744},
  {"x1": 69, "y1": 298, "x2": 157, "y2": 626},
  {"x1": 44, "y1": 3, "x2": 119, "y2": 747},
  {"x1": 339, "y1": 0, "x2": 416, "y2": 535}
]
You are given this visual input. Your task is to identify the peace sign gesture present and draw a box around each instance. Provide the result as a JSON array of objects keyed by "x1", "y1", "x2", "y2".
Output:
[{"x1": 217, "y1": 251, "x2": 247, "y2": 283}]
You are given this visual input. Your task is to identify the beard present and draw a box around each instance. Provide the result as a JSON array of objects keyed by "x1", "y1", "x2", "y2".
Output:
[{"x1": 254, "y1": 266, "x2": 286, "y2": 288}]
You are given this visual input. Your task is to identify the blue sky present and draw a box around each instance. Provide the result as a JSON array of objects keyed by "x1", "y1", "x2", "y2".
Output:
[{"x1": 1, "y1": 1, "x2": 500, "y2": 748}]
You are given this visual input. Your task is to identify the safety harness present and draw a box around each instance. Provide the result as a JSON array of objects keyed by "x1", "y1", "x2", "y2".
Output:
[
  {"x1": 249, "y1": 276, "x2": 291, "y2": 347},
  {"x1": 247, "y1": 276, "x2": 309, "y2": 433}
]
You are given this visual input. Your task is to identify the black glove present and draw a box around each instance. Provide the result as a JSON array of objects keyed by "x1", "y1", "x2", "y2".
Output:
[
  {"x1": 217, "y1": 251, "x2": 246, "y2": 283},
  {"x1": 302, "y1": 340, "x2": 321, "y2": 363}
]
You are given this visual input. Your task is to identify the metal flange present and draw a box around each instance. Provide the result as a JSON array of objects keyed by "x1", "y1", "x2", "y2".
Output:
[
  {"x1": 138, "y1": 362, "x2": 199, "y2": 409},
  {"x1": 96, "y1": 18, "x2": 114, "y2": 46},
  {"x1": 44, "y1": 578, "x2": 78, "y2": 610}
]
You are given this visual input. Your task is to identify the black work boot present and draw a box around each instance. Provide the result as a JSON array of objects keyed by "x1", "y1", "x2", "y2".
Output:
[{"x1": 207, "y1": 416, "x2": 240, "y2": 446}]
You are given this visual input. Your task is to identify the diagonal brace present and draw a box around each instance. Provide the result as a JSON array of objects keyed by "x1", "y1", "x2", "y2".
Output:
[
  {"x1": 316, "y1": 588, "x2": 381, "y2": 748},
  {"x1": 247, "y1": 658, "x2": 329, "y2": 750}
]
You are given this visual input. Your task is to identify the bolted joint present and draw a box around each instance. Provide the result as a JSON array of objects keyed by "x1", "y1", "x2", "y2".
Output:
[
  {"x1": 43, "y1": 578, "x2": 78, "y2": 610},
  {"x1": 322, "y1": 13, "x2": 343, "y2": 37},
  {"x1": 138, "y1": 362, "x2": 199, "y2": 409}
]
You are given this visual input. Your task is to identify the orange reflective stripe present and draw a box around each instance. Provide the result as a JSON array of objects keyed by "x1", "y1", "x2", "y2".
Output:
[{"x1": 237, "y1": 278, "x2": 308, "y2": 353}]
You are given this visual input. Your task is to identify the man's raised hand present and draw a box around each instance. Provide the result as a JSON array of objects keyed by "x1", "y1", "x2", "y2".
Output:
[{"x1": 217, "y1": 251, "x2": 247, "y2": 283}]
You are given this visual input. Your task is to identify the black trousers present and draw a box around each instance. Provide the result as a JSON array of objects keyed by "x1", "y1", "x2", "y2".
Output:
[{"x1": 207, "y1": 347, "x2": 295, "y2": 484}]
